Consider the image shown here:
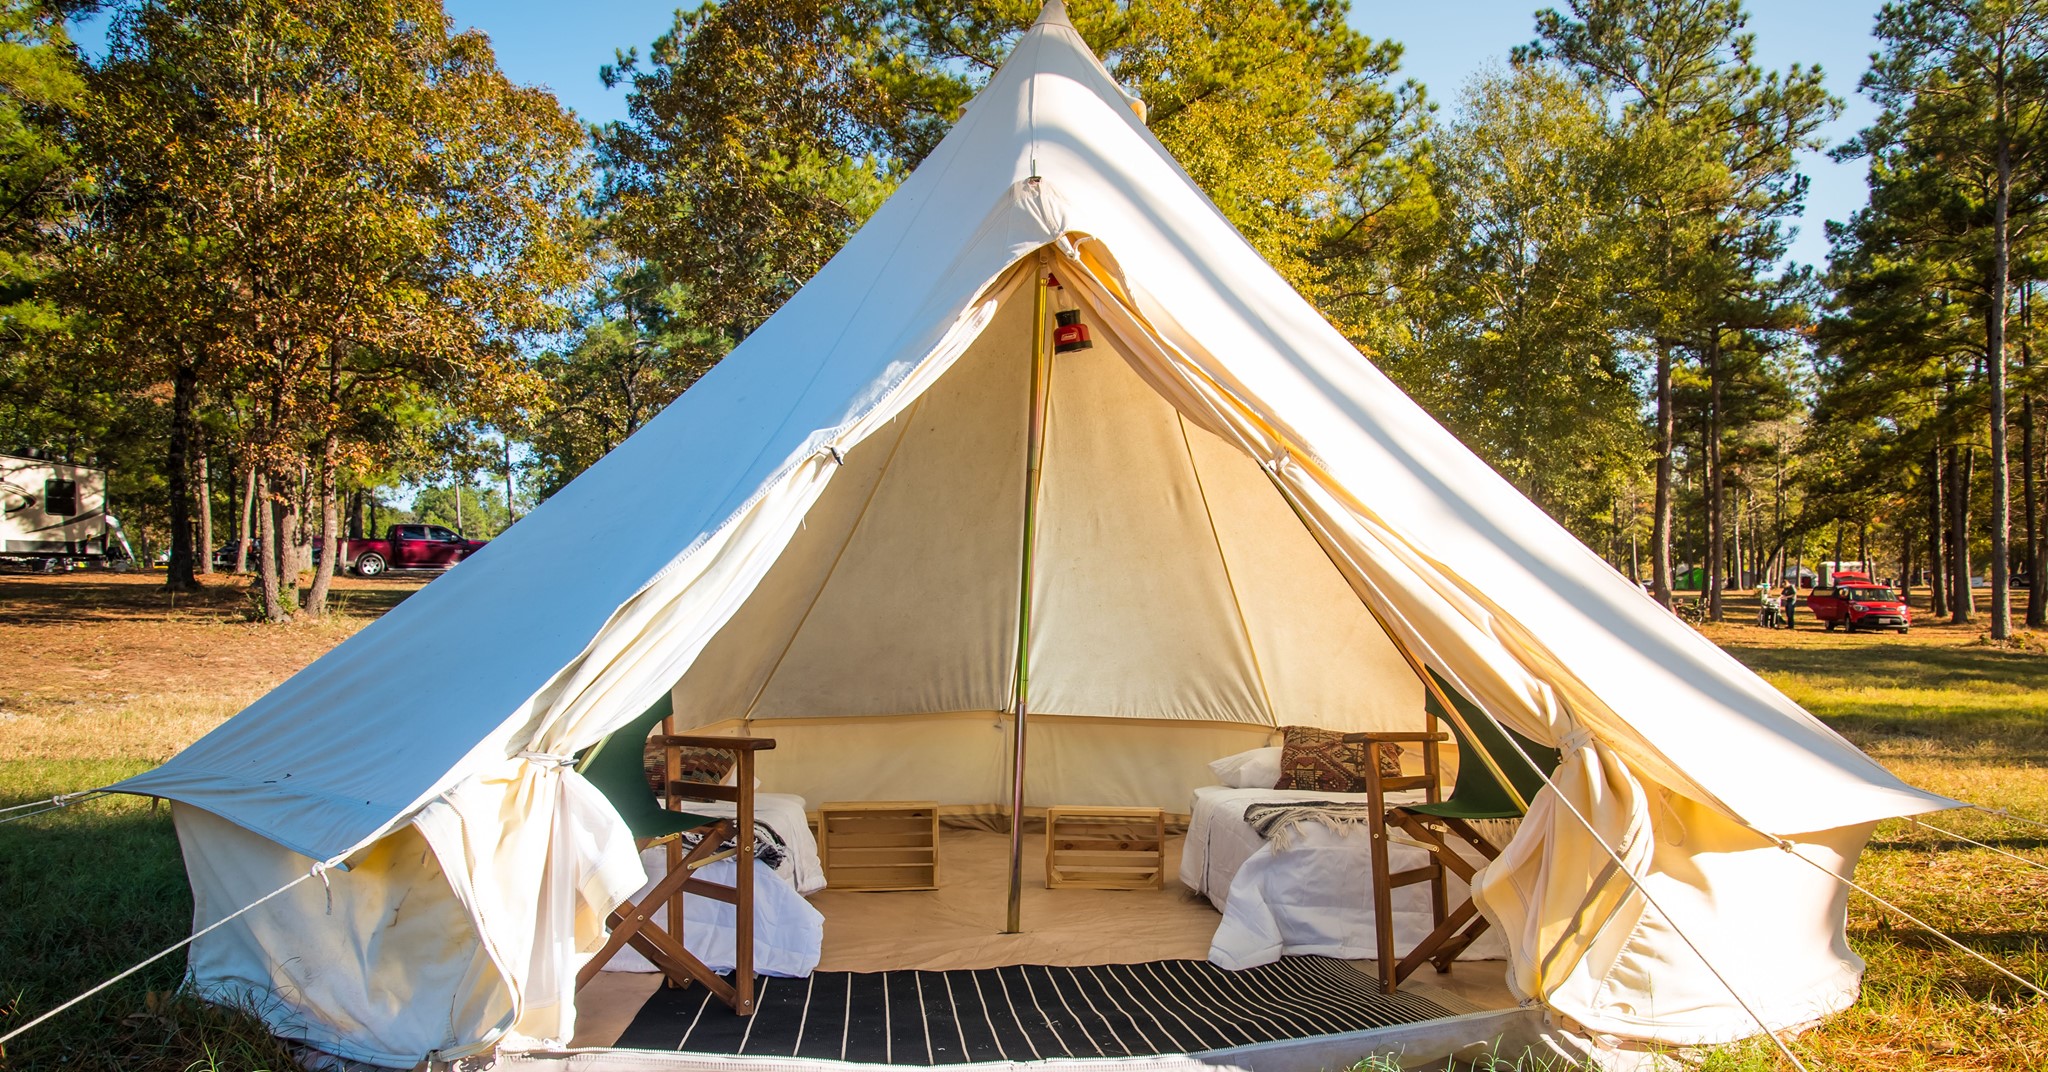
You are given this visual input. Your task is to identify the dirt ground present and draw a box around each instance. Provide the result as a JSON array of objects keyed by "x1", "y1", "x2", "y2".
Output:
[{"x1": 0, "y1": 570, "x2": 427, "y2": 764}]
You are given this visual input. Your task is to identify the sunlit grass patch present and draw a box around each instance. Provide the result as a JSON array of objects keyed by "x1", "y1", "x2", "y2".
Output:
[
  {"x1": 0, "y1": 574, "x2": 421, "y2": 1072},
  {"x1": 1, "y1": 577, "x2": 2043, "y2": 1069}
]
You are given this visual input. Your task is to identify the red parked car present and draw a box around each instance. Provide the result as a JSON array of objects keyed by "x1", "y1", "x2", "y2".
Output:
[
  {"x1": 1804, "y1": 572, "x2": 1910, "y2": 634},
  {"x1": 343, "y1": 524, "x2": 487, "y2": 576}
]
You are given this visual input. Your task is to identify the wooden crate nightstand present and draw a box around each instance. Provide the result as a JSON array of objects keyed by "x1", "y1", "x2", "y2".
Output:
[
  {"x1": 818, "y1": 801, "x2": 939, "y2": 891},
  {"x1": 1045, "y1": 805, "x2": 1166, "y2": 890}
]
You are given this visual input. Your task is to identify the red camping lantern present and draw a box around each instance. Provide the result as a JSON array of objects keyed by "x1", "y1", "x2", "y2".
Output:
[{"x1": 1047, "y1": 272, "x2": 1094, "y2": 353}]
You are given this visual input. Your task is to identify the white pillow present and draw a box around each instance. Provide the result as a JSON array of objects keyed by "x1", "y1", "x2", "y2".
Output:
[{"x1": 1208, "y1": 746, "x2": 1283, "y2": 789}]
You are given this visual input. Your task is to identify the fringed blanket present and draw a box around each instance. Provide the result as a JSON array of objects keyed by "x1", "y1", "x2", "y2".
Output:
[
  {"x1": 1242, "y1": 800, "x2": 1384, "y2": 848},
  {"x1": 675, "y1": 818, "x2": 791, "y2": 875},
  {"x1": 1242, "y1": 800, "x2": 1523, "y2": 853}
]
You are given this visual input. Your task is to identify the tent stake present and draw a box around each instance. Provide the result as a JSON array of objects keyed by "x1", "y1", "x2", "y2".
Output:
[{"x1": 1006, "y1": 251, "x2": 1054, "y2": 935}]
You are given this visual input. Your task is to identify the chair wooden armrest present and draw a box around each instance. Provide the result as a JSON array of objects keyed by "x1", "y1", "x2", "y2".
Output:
[
  {"x1": 654, "y1": 735, "x2": 773, "y2": 806},
  {"x1": 652, "y1": 734, "x2": 778, "y2": 752},
  {"x1": 1341, "y1": 731, "x2": 1449, "y2": 743}
]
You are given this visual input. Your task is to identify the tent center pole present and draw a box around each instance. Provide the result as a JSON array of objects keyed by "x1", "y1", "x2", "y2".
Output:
[{"x1": 1007, "y1": 250, "x2": 1053, "y2": 935}]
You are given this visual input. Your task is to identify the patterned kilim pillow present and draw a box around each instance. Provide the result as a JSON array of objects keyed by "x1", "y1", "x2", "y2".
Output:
[
  {"x1": 641, "y1": 740, "x2": 737, "y2": 797},
  {"x1": 1275, "y1": 726, "x2": 1404, "y2": 792}
]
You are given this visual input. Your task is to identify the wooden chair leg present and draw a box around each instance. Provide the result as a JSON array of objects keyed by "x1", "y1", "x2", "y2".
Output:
[
  {"x1": 1377, "y1": 810, "x2": 1509, "y2": 988},
  {"x1": 732, "y1": 751, "x2": 757, "y2": 1015},
  {"x1": 1366, "y1": 770, "x2": 1399, "y2": 993},
  {"x1": 577, "y1": 849, "x2": 699, "y2": 990},
  {"x1": 664, "y1": 839, "x2": 685, "y2": 988}
]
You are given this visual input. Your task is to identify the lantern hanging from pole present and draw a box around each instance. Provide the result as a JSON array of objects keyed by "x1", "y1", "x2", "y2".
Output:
[{"x1": 1046, "y1": 272, "x2": 1093, "y2": 353}]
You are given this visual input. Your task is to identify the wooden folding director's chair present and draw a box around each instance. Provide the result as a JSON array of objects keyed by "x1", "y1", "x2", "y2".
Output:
[
  {"x1": 1366, "y1": 677, "x2": 1559, "y2": 993},
  {"x1": 574, "y1": 695, "x2": 775, "y2": 1015}
]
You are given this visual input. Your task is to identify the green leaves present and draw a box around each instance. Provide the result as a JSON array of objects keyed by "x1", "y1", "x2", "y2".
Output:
[
  {"x1": 539, "y1": 0, "x2": 1433, "y2": 491},
  {"x1": 1384, "y1": 61, "x2": 1647, "y2": 536}
]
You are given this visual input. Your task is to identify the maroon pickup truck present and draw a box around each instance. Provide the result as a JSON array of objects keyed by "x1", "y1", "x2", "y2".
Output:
[
  {"x1": 344, "y1": 524, "x2": 487, "y2": 576},
  {"x1": 1805, "y1": 572, "x2": 1911, "y2": 634}
]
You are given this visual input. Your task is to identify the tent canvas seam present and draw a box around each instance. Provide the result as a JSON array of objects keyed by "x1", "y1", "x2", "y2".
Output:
[
  {"x1": 1174, "y1": 409, "x2": 1280, "y2": 728},
  {"x1": 740, "y1": 395, "x2": 928, "y2": 723}
]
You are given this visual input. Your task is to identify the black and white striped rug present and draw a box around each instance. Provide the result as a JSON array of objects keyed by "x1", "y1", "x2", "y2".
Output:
[{"x1": 614, "y1": 957, "x2": 1459, "y2": 1063}]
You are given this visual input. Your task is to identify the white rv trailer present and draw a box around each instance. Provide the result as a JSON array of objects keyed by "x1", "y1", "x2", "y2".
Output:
[{"x1": 1, "y1": 452, "x2": 111, "y2": 561}]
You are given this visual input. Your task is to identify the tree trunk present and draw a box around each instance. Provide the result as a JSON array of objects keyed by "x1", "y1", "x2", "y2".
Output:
[
  {"x1": 235, "y1": 465, "x2": 255, "y2": 574},
  {"x1": 1773, "y1": 443, "x2": 1786, "y2": 590},
  {"x1": 164, "y1": 355, "x2": 200, "y2": 592},
  {"x1": 306, "y1": 434, "x2": 340, "y2": 617},
  {"x1": 195, "y1": 436, "x2": 214, "y2": 575},
  {"x1": 2026, "y1": 384, "x2": 2039, "y2": 622},
  {"x1": 276, "y1": 473, "x2": 302, "y2": 608},
  {"x1": 1951, "y1": 445, "x2": 1974, "y2": 624},
  {"x1": 1706, "y1": 330, "x2": 1725, "y2": 619},
  {"x1": 294, "y1": 463, "x2": 313, "y2": 577},
  {"x1": 255, "y1": 471, "x2": 286, "y2": 620},
  {"x1": 1731, "y1": 493, "x2": 1745, "y2": 590},
  {"x1": 504, "y1": 436, "x2": 516, "y2": 527},
  {"x1": 2028, "y1": 283, "x2": 2045, "y2": 628},
  {"x1": 1901, "y1": 522, "x2": 1915, "y2": 611},
  {"x1": 1629, "y1": 484, "x2": 1640, "y2": 583},
  {"x1": 1929, "y1": 448, "x2": 1949, "y2": 620},
  {"x1": 1988, "y1": 136, "x2": 2014, "y2": 637},
  {"x1": 348, "y1": 490, "x2": 364, "y2": 540},
  {"x1": 1651, "y1": 347, "x2": 1675, "y2": 607}
]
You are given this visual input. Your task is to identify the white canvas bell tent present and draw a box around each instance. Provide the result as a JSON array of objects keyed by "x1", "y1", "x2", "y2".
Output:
[{"x1": 108, "y1": 2, "x2": 1956, "y2": 1065}]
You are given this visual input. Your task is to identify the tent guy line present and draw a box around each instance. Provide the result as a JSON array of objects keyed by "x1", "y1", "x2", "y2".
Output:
[
  {"x1": 1905, "y1": 815, "x2": 2048, "y2": 873},
  {"x1": 0, "y1": 858, "x2": 338, "y2": 1050},
  {"x1": 1972, "y1": 803, "x2": 2048, "y2": 832},
  {"x1": 1776, "y1": 842, "x2": 2048, "y2": 1002},
  {"x1": 1457, "y1": 684, "x2": 2046, "y2": 1034},
  {"x1": 0, "y1": 789, "x2": 106, "y2": 826},
  {"x1": 1399, "y1": 685, "x2": 1816, "y2": 1072}
]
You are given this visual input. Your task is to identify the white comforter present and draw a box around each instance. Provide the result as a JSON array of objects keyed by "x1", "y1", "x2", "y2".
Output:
[
  {"x1": 1180, "y1": 785, "x2": 1508, "y2": 970},
  {"x1": 604, "y1": 792, "x2": 826, "y2": 978}
]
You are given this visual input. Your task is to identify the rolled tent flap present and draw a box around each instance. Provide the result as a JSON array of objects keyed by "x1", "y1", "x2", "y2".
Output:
[{"x1": 111, "y1": 4, "x2": 1963, "y2": 1063}]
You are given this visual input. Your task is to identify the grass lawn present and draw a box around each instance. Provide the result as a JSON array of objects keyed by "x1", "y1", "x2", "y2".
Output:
[
  {"x1": 0, "y1": 571, "x2": 423, "y2": 1071},
  {"x1": 1, "y1": 574, "x2": 2043, "y2": 1070}
]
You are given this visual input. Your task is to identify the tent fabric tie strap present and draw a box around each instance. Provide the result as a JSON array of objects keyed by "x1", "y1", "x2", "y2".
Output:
[
  {"x1": 308, "y1": 860, "x2": 335, "y2": 914},
  {"x1": 516, "y1": 751, "x2": 579, "y2": 769}
]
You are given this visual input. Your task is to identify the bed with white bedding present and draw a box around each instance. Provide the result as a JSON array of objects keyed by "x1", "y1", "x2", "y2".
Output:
[
  {"x1": 1180, "y1": 784, "x2": 1508, "y2": 970},
  {"x1": 604, "y1": 792, "x2": 827, "y2": 978}
]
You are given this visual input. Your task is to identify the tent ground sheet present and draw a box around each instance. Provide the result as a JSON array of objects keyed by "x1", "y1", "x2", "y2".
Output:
[{"x1": 574, "y1": 829, "x2": 1513, "y2": 1052}]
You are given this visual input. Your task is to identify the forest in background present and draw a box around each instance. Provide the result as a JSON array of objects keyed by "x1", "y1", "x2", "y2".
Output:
[{"x1": 1, "y1": 0, "x2": 2045, "y2": 637}]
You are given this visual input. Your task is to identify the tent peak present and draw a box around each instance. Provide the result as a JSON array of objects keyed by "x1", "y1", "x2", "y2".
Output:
[{"x1": 1033, "y1": 0, "x2": 1074, "y2": 30}]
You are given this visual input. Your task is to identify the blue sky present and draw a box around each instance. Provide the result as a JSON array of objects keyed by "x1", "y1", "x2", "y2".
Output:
[
  {"x1": 76, "y1": 2, "x2": 1889, "y2": 268},
  {"x1": 440, "y1": 1, "x2": 1888, "y2": 269}
]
